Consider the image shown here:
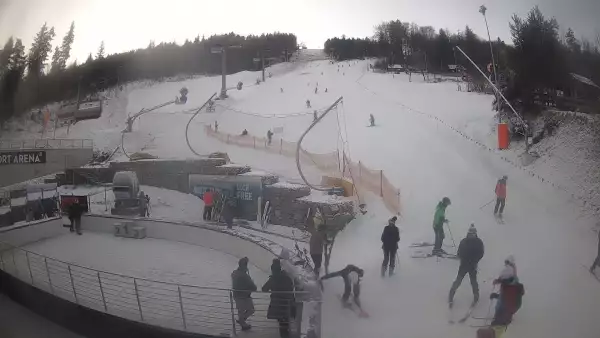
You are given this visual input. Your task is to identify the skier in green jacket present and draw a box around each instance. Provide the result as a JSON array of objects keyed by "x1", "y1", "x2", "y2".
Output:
[{"x1": 432, "y1": 197, "x2": 451, "y2": 256}]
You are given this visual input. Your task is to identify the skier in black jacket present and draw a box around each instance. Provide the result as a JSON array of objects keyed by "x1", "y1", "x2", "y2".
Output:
[
  {"x1": 448, "y1": 224, "x2": 484, "y2": 307},
  {"x1": 319, "y1": 264, "x2": 364, "y2": 309},
  {"x1": 381, "y1": 216, "x2": 400, "y2": 277}
]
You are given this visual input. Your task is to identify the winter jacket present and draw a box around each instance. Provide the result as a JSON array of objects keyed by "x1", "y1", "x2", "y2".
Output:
[
  {"x1": 381, "y1": 223, "x2": 400, "y2": 250},
  {"x1": 457, "y1": 236, "x2": 484, "y2": 268},
  {"x1": 495, "y1": 180, "x2": 507, "y2": 199},
  {"x1": 231, "y1": 268, "x2": 257, "y2": 299},
  {"x1": 68, "y1": 203, "x2": 84, "y2": 220},
  {"x1": 492, "y1": 277, "x2": 524, "y2": 326},
  {"x1": 203, "y1": 191, "x2": 214, "y2": 206},
  {"x1": 309, "y1": 229, "x2": 325, "y2": 255},
  {"x1": 432, "y1": 202, "x2": 447, "y2": 230},
  {"x1": 262, "y1": 270, "x2": 295, "y2": 320}
]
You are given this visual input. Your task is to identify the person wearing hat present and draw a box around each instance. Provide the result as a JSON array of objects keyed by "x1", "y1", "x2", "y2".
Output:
[
  {"x1": 494, "y1": 176, "x2": 508, "y2": 216},
  {"x1": 381, "y1": 216, "x2": 400, "y2": 277},
  {"x1": 231, "y1": 257, "x2": 257, "y2": 331},
  {"x1": 432, "y1": 197, "x2": 451, "y2": 256},
  {"x1": 491, "y1": 255, "x2": 524, "y2": 327},
  {"x1": 262, "y1": 259, "x2": 295, "y2": 338},
  {"x1": 319, "y1": 264, "x2": 367, "y2": 317},
  {"x1": 448, "y1": 224, "x2": 484, "y2": 307}
]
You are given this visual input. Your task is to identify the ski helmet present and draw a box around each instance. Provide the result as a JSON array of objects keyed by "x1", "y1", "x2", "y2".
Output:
[{"x1": 442, "y1": 197, "x2": 451, "y2": 205}]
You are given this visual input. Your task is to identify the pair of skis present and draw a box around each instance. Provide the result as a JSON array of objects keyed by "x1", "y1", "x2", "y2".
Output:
[{"x1": 410, "y1": 242, "x2": 458, "y2": 259}]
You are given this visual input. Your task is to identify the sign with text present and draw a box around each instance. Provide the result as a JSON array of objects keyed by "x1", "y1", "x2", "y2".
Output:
[{"x1": 0, "y1": 151, "x2": 46, "y2": 165}]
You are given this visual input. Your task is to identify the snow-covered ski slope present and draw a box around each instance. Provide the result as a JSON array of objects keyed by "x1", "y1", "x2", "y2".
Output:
[{"x1": 3, "y1": 49, "x2": 600, "y2": 337}]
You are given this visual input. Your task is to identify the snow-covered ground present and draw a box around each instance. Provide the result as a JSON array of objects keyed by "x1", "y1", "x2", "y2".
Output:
[
  {"x1": 24, "y1": 232, "x2": 269, "y2": 288},
  {"x1": 2, "y1": 50, "x2": 600, "y2": 338}
]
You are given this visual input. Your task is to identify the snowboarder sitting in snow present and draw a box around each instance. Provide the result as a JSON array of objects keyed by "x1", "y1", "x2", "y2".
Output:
[
  {"x1": 306, "y1": 99, "x2": 311, "y2": 108},
  {"x1": 448, "y1": 224, "x2": 484, "y2": 307},
  {"x1": 494, "y1": 176, "x2": 507, "y2": 217},
  {"x1": 381, "y1": 216, "x2": 400, "y2": 277},
  {"x1": 241, "y1": 129, "x2": 249, "y2": 136},
  {"x1": 590, "y1": 230, "x2": 600, "y2": 274},
  {"x1": 319, "y1": 264, "x2": 365, "y2": 312},
  {"x1": 432, "y1": 197, "x2": 451, "y2": 256},
  {"x1": 369, "y1": 114, "x2": 375, "y2": 127},
  {"x1": 490, "y1": 255, "x2": 524, "y2": 326}
]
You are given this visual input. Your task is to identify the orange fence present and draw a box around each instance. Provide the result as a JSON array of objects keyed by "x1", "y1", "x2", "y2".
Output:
[{"x1": 205, "y1": 125, "x2": 401, "y2": 215}]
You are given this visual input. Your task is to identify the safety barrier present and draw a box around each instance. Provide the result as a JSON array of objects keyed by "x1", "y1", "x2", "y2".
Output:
[
  {"x1": 0, "y1": 239, "x2": 306, "y2": 337},
  {"x1": 205, "y1": 126, "x2": 401, "y2": 215},
  {"x1": 0, "y1": 139, "x2": 94, "y2": 150}
]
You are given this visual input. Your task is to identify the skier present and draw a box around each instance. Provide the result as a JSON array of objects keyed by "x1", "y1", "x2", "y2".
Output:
[
  {"x1": 381, "y1": 216, "x2": 400, "y2": 277},
  {"x1": 369, "y1": 114, "x2": 375, "y2": 127},
  {"x1": 432, "y1": 197, "x2": 451, "y2": 256},
  {"x1": 306, "y1": 99, "x2": 311, "y2": 108},
  {"x1": 262, "y1": 259, "x2": 295, "y2": 338},
  {"x1": 319, "y1": 264, "x2": 366, "y2": 316},
  {"x1": 267, "y1": 130, "x2": 273, "y2": 145},
  {"x1": 590, "y1": 230, "x2": 600, "y2": 274},
  {"x1": 490, "y1": 255, "x2": 523, "y2": 326},
  {"x1": 315, "y1": 87, "x2": 318, "y2": 94},
  {"x1": 231, "y1": 257, "x2": 257, "y2": 331},
  {"x1": 280, "y1": 87, "x2": 284, "y2": 93},
  {"x1": 448, "y1": 224, "x2": 484, "y2": 307},
  {"x1": 309, "y1": 218, "x2": 326, "y2": 276},
  {"x1": 494, "y1": 176, "x2": 507, "y2": 217},
  {"x1": 214, "y1": 121, "x2": 218, "y2": 132}
]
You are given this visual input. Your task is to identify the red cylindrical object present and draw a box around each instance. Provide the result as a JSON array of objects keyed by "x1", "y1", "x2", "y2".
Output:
[{"x1": 498, "y1": 123, "x2": 509, "y2": 149}]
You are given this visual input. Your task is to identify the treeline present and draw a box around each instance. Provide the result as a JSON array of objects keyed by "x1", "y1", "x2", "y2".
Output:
[
  {"x1": 0, "y1": 25, "x2": 297, "y2": 119},
  {"x1": 325, "y1": 6, "x2": 600, "y2": 110}
]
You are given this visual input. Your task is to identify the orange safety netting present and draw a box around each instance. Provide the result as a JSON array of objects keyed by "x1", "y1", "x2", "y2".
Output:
[{"x1": 204, "y1": 125, "x2": 401, "y2": 215}]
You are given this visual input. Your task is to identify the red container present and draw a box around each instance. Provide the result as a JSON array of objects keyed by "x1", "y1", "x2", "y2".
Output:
[{"x1": 498, "y1": 123, "x2": 509, "y2": 149}]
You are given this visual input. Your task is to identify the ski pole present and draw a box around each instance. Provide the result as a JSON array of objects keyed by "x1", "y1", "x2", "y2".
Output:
[
  {"x1": 446, "y1": 222, "x2": 457, "y2": 249},
  {"x1": 479, "y1": 198, "x2": 495, "y2": 210}
]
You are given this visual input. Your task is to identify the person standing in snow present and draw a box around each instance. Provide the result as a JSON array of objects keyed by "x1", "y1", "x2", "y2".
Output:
[
  {"x1": 369, "y1": 114, "x2": 375, "y2": 127},
  {"x1": 309, "y1": 218, "x2": 326, "y2": 276},
  {"x1": 590, "y1": 230, "x2": 600, "y2": 274},
  {"x1": 448, "y1": 224, "x2": 484, "y2": 307},
  {"x1": 214, "y1": 121, "x2": 219, "y2": 132},
  {"x1": 381, "y1": 216, "x2": 400, "y2": 277},
  {"x1": 68, "y1": 200, "x2": 85, "y2": 235},
  {"x1": 432, "y1": 197, "x2": 451, "y2": 256},
  {"x1": 490, "y1": 255, "x2": 524, "y2": 327},
  {"x1": 232, "y1": 257, "x2": 257, "y2": 331},
  {"x1": 267, "y1": 130, "x2": 274, "y2": 145},
  {"x1": 262, "y1": 259, "x2": 295, "y2": 338},
  {"x1": 202, "y1": 189, "x2": 214, "y2": 221},
  {"x1": 306, "y1": 99, "x2": 311, "y2": 108},
  {"x1": 494, "y1": 176, "x2": 507, "y2": 216},
  {"x1": 319, "y1": 264, "x2": 365, "y2": 313}
]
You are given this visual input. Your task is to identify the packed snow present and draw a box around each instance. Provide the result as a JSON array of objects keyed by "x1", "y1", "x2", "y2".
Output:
[
  {"x1": 23, "y1": 232, "x2": 269, "y2": 288},
  {"x1": 2, "y1": 50, "x2": 600, "y2": 338}
]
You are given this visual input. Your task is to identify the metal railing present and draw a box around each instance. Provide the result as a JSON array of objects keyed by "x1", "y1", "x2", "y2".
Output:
[
  {"x1": 0, "y1": 139, "x2": 94, "y2": 150},
  {"x1": 0, "y1": 240, "x2": 308, "y2": 337}
]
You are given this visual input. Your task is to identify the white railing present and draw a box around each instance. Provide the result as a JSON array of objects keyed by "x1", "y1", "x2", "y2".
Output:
[
  {"x1": 0, "y1": 139, "x2": 94, "y2": 150},
  {"x1": 0, "y1": 240, "x2": 306, "y2": 337}
]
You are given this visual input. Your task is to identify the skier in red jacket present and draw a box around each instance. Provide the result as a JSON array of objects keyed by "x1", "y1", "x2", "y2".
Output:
[
  {"x1": 494, "y1": 176, "x2": 507, "y2": 217},
  {"x1": 203, "y1": 189, "x2": 214, "y2": 221}
]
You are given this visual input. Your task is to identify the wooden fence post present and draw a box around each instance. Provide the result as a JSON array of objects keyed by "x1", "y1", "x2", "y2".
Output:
[
  {"x1": 380, "y1": 170, "x2": 383, "y2": 197},
  {"x1": 253, "y1": 137, "x2": 256, "y2": 148},
  {"x1": 279, "y1": 139, "x2": 283, "y2": 154}
]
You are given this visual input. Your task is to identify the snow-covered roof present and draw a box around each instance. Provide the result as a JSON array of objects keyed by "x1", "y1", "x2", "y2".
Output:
[{"x1": 570, "y1": 73, "x2": 600, "y2": 90}]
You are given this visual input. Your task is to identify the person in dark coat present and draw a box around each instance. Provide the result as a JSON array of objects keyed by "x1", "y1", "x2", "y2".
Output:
[
  {"x1": 68, "y1": 200, "x2": 85, "y2": 235},
  {"x1": 381, "y1": 216, "x2": 400, "y2": 277},
  {"x1": 231, "y1": 257, "x2": 257, "y2": 331},
  {"x1": 309, "y1": 222, "x2": 325, "y2": 277},
  {"x1": 262, "y1": 259, "x2": 295, "y2": 338},
  {"x1": 319, "y1": 264, "x2": 364, "y2": 310},
  {"x1": 448, "y1": 224, "x2": 484, "y2": 307},
  {"x1": 590, "y1": 230, "x2": 600, "y2": 274}
]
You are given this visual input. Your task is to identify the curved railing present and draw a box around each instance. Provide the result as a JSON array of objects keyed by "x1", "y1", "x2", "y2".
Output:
[{"x1": 0, "y1": 239, "x2": 308, "y2": 337}]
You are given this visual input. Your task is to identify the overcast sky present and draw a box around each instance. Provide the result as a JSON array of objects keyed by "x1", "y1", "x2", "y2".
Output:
[{"x1": 1, "y1": 0, "x2": 598, "y2": 65}]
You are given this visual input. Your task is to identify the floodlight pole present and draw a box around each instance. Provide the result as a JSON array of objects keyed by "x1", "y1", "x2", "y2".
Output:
[
  {"x1": 212, "y1": 45, "x2": 242, "y2": 99},
  {"x1": 479, "y1": 5, "x2": 500, "y2": 117}
]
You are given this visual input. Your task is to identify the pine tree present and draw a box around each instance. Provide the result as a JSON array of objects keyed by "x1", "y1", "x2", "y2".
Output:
[
  {"x1": 86, "y1": 53, "x2": 93, "y2": 64},
  {"x1": 50, "y1": 46, "x2": 61, "y2": 73},
  {"x1": 9, "y1": 39, "x2": 26, "y2": 71},
  {"x1": 565, "y1": 28, "x2": 581, "y2": 53},
  {"x1": 58, "y1": 21, "x2": 75, "y2": 70},
  {"x1": 96, "y1": 41, "x2": 105, "y2": 59},
  {"x1": 0, "y1": 37, "x2": 14, "y2": 74},
  {"x1": 27, "y1": 23, "x2": 56, "y2": 77}
]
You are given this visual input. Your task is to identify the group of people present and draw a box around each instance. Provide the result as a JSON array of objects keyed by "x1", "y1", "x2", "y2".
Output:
[{"x1": 231, "y1": 257, "x2": 296, "y2": 337}]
